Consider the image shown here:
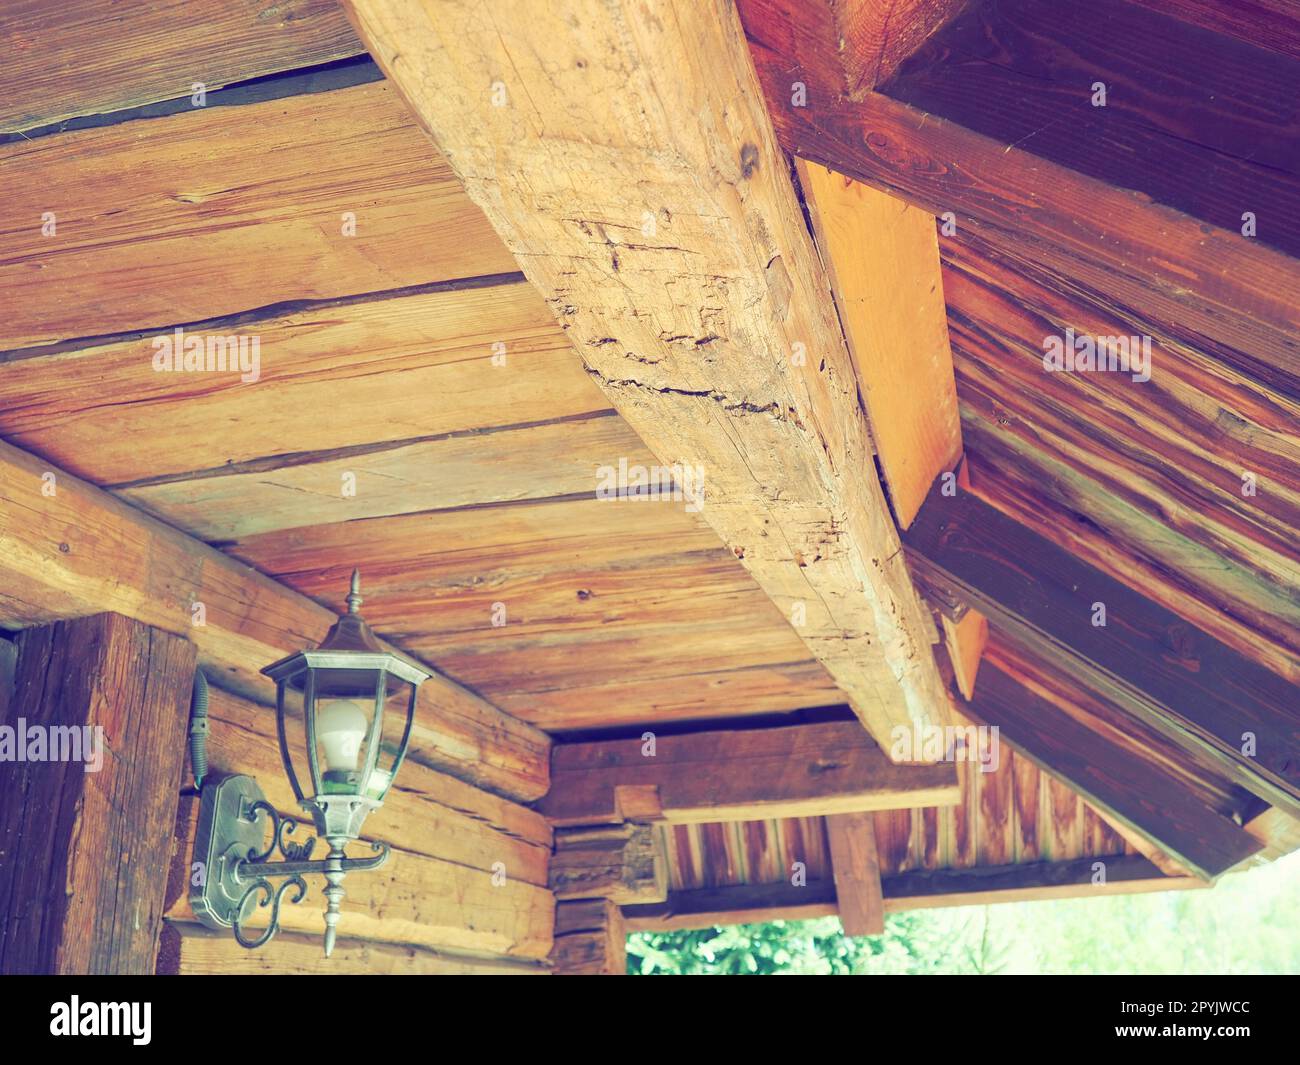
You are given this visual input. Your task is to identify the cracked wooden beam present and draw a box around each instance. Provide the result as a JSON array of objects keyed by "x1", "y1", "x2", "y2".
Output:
[{"x1": 341, "y1": 0, "x2": 951, "y2": 750}]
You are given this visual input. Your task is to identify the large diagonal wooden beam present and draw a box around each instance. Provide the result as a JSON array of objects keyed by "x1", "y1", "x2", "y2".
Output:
[
  {"x1": 540, "y1": 722, "x2": 959, "y2": 828},
  {"x1": 0, "y1": 438, "x2": 549, "y2": 802},
  {"x1": 902, "y1": 480, "x2": 1300, "y2": 820},
  {"x1": 340, "y1": 0, "x2": 951, "y2": 749}
]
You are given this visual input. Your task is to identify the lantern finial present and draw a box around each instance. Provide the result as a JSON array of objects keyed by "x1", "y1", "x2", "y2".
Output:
[{"x1": 346, "y1": 569, "x2": 362, "y2": 615}]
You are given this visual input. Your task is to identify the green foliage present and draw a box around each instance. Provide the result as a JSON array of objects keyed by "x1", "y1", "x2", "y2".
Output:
[{"x1": 628, "y1": 851, "x2": 1300, "y2": 975}]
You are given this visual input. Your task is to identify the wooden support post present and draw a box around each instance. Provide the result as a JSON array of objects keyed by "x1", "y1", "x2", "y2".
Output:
[
  {"x1": 550, "y1": 899, "x2": 626, "y2": 976},
  {"x1": 0, "y1": 613, "x2": 196, "y2": 974},
  {"x1": 550, "y1": 824, "x2": 668, "y2": 905},
  {"x1": 826, "y1": 812, "x2": 886, "y2": 936}
]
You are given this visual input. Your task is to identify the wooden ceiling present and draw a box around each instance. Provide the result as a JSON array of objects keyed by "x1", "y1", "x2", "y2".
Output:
[{"x1": 2, "y1": 0, "x2": 1298, "y2": 932}]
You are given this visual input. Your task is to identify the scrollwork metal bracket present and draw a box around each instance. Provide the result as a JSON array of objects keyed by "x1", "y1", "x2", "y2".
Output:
[{"x1": 191, "y1": 775, "x2": 390, "y2": 955}]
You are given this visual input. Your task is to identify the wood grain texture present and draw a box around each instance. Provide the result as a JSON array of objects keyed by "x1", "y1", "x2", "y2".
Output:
[
  {"x1": 0, "y1": 0, "x2": 365, "y2": 133},
  {"x1": 551, "y1": 899, "x2": 625, "y2": 975},
  {"x1": 825, "y1": 812, "x2": 885, "y2": 935},
  {"x1": 0, "y1": 80, "x2": 517, "y2": 349},
  {"x1": 1127, "y1": 0, "x2": 1300, "y2": 60},
  {"x1": 0, "y1": 613, "x2": 195, "y2": 974},
  {"x1": 541, "y1": 722, "x2": 959, "y2": 827},
  {"x1": 834, "y1": 0, "x2": 973, "y2": 93},
  {"x1": 0, "y1": 437, "x2": 551, "y2": 802},
  {"x1": 885, "y1": 0, "x2": 1300, "y2": 258},
  {"x1": 550, "y1": 824, "x2": 668, "y2": 905},
  {"x1": 796, "y1": 159, "x2": 962, "y2": 528},
  {"x1": 0, "y1": 279, "x2": 601, "y2": 485},
  {"x1": 940, "y1": 608, "x2": 986, "y2": 701},
  {"x1": 228, "y1": 493, "x2": 840, "y2": 731},
  {"x1": 738, "y1": 0, "x2": 1300, "y2": 381},
  {"x1": 158, "y1": 924, "x2": 546, "y2": 975},
  {"x1": 342, "y1": 0, "x2": 950, "y2": 752},
  {"x1": 167, "y1": 794, "x2": 554, "y2": 960},
  {"x1": 904, "y1": 479, "x2": 1300, "y2": 817},
  {"x1": 962, "y1": 662, "x2": 1260, "y2": 879}
]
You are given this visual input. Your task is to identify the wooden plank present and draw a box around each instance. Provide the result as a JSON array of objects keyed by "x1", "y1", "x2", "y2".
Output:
[
  {"x1": 903, "y1": 480, "x2": 1300, "y2": 817},
  {"x1": 1127, "y1": 0, "x2": 1300, "y2": 61},
  {"x1": 944, "y1": 230, "x2": 1300, "y2": 680},
  {"x1": 551, "y1": 899, "x2": 625, "y2": 975},
  {"x1": 940, "y1": 609, "x2": 987, "y2": 701},
  {"x1": 0, "y1": 279, "x2": 602, "y2": 487},
  {"x1": 0, "y1": 0, "x2": 365, "y2": 133},
  {"x1": 0, "y1": 80, "x2": 517, "y2": 349},
  {"x1": 737, "y1": 0, "x2": 1300, "y2": 379},
  {"x1": 341, "y1": 0, "x2": 951, "y2": 752},
  {"x1": 550, "y1": 824, "x2": 669, "y2": 905},
  {"x1": 121, "y1": 414, "x2": 643, "y2": 540},
  {"x1": 833, "y1": 0, "x2": 974, "y2": 94},
  {"x1": 963, "y1": 663, "x2": 1261, "y2": 879},
  {"x1": 625, "y1": 856, "x2": 1203, "y2": 928},
  {"x1": 623, "y1": 880, "x2": 840, "y2": 932},
  {"x1": 166, "y1": 795, "x2": 554, "y2": 960},
  {"x1": 0, "y1": 613, "x2": 196, "y2": 974},
  {"x1": 885, "y1": 0, "x2": 1300, "y2": 259},
  {"x1": 796, "y1": 159, "x2": 962, "y2": 528},
  {"x1": 880, "y1": 856, "x2": 1205, "y2": 912},
  {"x1": 825, "y1": 813, "x2": 885, "y2": 936},
  {"x1": 0, "y1": 437, "x2": 551, "y2": 802},
  {"x1": 158, "y1": 924, "x2": 546, "y2": 975},
  {"x1": 200, "y1": 686, "x2": 552, "y2": 884},
  {"x1": 541, "y1": 722, "x2": 959, "y2": 828}
]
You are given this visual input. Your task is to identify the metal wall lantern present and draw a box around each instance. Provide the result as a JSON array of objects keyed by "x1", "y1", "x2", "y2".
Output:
[{"x1": 191, "y1": 571, "x2": 430, "y2": 956}]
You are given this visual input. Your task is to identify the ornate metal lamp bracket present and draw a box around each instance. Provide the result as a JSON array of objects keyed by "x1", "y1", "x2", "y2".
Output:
[{"x1": 191, "y1": 775, "x2": 389, "y2": 955}]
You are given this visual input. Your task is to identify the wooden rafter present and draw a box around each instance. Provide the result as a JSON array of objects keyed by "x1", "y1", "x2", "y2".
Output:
[
  {"x1": 825, "y1": 812, "x2": 886, "y2": 936},
  {"x1": 903, "y1": 481, "x2": 1300, "y2": 820},
  {"x1": 540, "y1": 722, "x2": 959, "y2": 828},
  {"x1": 340, "y1": 0, "x2": 952, "y2": 751}
]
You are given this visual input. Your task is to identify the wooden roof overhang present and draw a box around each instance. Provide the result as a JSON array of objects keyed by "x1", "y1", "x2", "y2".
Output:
[{"x1": 1, "y1": 0, "x2": 1297, "y2": 945}]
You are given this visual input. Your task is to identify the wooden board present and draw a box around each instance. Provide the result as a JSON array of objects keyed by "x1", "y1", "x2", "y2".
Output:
[
  {"x1": 904, "y1": 479, "x2": 1300, "y2": 816},
  {"x1": 0, "y1": 279, "x2": 601, "y2": 486},
  {"x1": 541, "y1": 721, "x2": 959, "y2": 827},
  {"x1": 796, "y1": 160, "x2": 962, "y2": 528},
  {"x1": 0, "y1": 613, "x2": 196, "y2": 974},
  {"x1": 825, "y1": 812, "x2": 885, "y2": 935},
  {"x1": 0, "y1": 79, "x2": 517, "y2": 349},
  {"x1": 342, "y1": 0, "x2": 951, "y2": 753},
  {"x1": 0, "y1": 0, "x2": 365, "y2": 133},
  {"x1": 0, "y1": 437, "x2": 551, "y2": 802},
  {"x1": 158, "y1": 924, "x2": 546, "y2": 975},
  {"x1": 884, "y1": 0, "x2": 1300, "y2": 258}
]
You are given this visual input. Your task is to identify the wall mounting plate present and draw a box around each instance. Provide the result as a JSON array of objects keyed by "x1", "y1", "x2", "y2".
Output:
[{"x1": 190, "y1": 774, "x2": 270, "y2": 930}]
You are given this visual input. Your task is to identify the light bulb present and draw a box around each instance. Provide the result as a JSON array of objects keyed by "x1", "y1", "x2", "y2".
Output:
[{"x1": 317, "y1": 699, "x2": 368, "y2": 773}]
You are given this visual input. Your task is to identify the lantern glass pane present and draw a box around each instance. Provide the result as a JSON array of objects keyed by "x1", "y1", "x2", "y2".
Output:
[
  {"x1": 276, "y1": 677, "x2": 316, "y2": 803},
  {"x1": 309, "y1": 666, "x2": 382, "y2": 797},
  {"x1": 364, "y1": 677, "x2": 417, "y2": 801}
]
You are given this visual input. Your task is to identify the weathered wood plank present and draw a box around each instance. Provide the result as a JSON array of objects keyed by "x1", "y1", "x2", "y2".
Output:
[
  {"x1": 167, "y1": 795, "x2": 553, "y2": 960},
  {"x1": 551, "y1": 899, "x2": 625, "y2": 975},
  {"x1": 550, "y1": 824, "x2": 668, "y2": 905},
  {"x1": 623, "y1": 880, "x2": 839, "y2": 932},
  {"x1": 962, "y1": 662, "x2": 1261, "y2": 879},
  {"x1": 879, "y1": 855, "x2": 1205, "y2": 912},
  {"x1": 940, "y1": 609, "x2": 987, "y2": 701},
  {"x1": 1127, "y1": 0, "x2": 1300, "y2": 61},
  {"x1": 0, "y1": 80, "x2": 516, "y2": 349},
  {"x1": 0, "y1": 0, "x2": 365, "y2": 133},
  {"x1": 158, "y1": 924, "x2": 546, "y2": 975},
  {"x1": 903, "y1": 479, "x2": 1300, "y2": 817},
  {"x1": 0, "y1": 613, "x2": 196, "y2": 974},
  {"x1": 341, "y1": 0, "x2": 951, "y2": 752},
  {"x1": 833, "y1": 0, "x2": 974, "y2": 94},
  {"x1": 0, "y1": 438, "x2": 551, "y2": 802},
  {"x1": 0, "y1": 279, "x2": 601, "y2": 487},
  {"x1": 796, "y1": 159, "x2": 962, "y2": 528},
  {"x1": 825, "y1": 812, "x2": 885, "y2": 935},
  {"x1": 541, "y1": 722, "x2": 959, "y2": 828},
  {"x1": 885, "y1": 0, "x2": 1300, "y2": 258},
  {"x1": 738, "y1": 0, "x2": 1300, "y2": 378}
]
